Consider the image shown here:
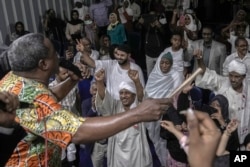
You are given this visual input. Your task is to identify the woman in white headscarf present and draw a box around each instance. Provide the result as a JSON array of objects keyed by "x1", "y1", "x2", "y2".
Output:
[
  {"x1": 117, "y1": 0, "x2": 134, "y2": 32},
  {"x1": 178, "y1": 13, "x2": 198, "y2": 41},
  {"x1": 170, "y1": 9, "x2": 198, "y2": 41},
  {"x1": 107, "y1": 13, "x2": 127, "y2": 45},
  {"x1": 145, "y1": 52, "x2": 183, "y2": 98},
  {"x1": 145, "y1": 52, "x2": 183, "y2": 167}
]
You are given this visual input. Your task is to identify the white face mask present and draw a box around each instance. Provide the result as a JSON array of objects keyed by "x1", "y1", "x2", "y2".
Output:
[
  {"x1": 84, "y1": 20, "x2": 93, "y2": 25},
  {"x1": 159, "y1": 14, "x2": 167, "y2": 25},
  {"x1": 159, "y1": 18, "x2": 167, "y2": 25}
]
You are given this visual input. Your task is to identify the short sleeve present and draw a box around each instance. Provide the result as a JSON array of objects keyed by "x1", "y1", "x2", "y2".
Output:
[{"x1": 16, "y1": 93, "x2": 85, "y2": 149}]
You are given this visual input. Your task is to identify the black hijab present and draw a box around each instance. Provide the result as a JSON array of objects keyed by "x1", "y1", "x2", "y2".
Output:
[
  {"x1": 209, "y1": 94, "x2": 229, "y2": 121},
  {"x1": 210, "y1": 94, "x2": 240, "y2": 151},
  {"x1": 69, "y1": 10, "x2": 83, "y2": 25}
]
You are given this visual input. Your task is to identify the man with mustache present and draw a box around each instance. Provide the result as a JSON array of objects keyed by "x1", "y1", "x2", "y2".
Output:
[
  {"x1": 195, "y1": 50, "x2": 250, "y2": 144},
  {"x1": 94, "y1": 68, "x2": 152, "y2": 167}
]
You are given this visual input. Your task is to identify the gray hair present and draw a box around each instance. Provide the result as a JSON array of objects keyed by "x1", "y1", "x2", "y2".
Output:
[{"x1": 8, "y1": 33, "x2": 49, "y2": 71}]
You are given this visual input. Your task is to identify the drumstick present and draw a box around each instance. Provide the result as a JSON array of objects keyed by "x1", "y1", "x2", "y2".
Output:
[{"x1": 170, "y1": 68, "x2": 203, "y2": 98}]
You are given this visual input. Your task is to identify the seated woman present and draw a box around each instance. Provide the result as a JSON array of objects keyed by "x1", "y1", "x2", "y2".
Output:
[{"x1": 10, "y1": 21, "x2": 30, "y2": 42}]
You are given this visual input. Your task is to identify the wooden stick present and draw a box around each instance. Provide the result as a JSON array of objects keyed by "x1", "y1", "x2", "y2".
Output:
[{"x1": 170, "y1": 68, "x2": 203, "y2": 98}]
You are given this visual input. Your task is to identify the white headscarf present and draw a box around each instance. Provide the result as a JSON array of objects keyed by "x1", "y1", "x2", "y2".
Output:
[
  {"x1": 228, "y1": 60, "x2": 247, "y2": 75},
  {"x1": 185, "y1": 14, "x2": 197, "y2": 31},
  {"x1": 145, "y1": 53, "x2": 183, "y2": 98}
]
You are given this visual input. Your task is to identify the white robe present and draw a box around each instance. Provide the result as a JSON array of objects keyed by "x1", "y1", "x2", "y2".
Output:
[
  {"x1": 96, "y1": 91, "x2": 152, "y2": 167},
  {"x1": 196, "y1": 68, "x2": 250, "y2": 143},
  {"x1": 95, "y1": 60, "x2": 145, "y2": 100},
  {"x1": 144, "y1": 53, "x2": 183, "y2": 167}
]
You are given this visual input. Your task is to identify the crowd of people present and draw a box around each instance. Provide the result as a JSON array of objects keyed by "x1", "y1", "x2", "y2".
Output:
[{"x1": 0, "y1": 0, "x2": 250, "y2": 167}]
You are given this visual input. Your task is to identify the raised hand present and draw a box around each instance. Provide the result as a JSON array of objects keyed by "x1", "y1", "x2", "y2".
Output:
[
  {"x1": 73, "y1": 62, "x2": 90, "y2": 79},
  {"x1": 76, "y1": 39, "x2": 84, "y2": 53},
  {"x1": 226, "y1": 119, "x2": 239, "y2": 134},
  {"x1": 128, "y1": 69, "x2": 139, "y2": 82},
  {"x1": 95, "y1": 69, "x2": 105, "y2": 82},
  {"x1": 186, "y1": 109, "x2": 221, "y2": 167},
  {"x1": 193, "y1": 49, "x2": 203, "y2": 60}
]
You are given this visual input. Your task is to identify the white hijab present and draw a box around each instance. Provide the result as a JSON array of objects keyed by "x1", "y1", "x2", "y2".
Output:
[
  {"x1": 185, "y1": 14, "x2": 197, "y2": 31},
  {"x1": 145, "y1": 53, "x2": 183, "y2": 98}
]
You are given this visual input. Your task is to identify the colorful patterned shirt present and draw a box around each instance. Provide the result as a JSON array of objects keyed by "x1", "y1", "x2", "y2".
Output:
[{"x1": 0, "y1": 72, "x2": 85, "y2": 167}]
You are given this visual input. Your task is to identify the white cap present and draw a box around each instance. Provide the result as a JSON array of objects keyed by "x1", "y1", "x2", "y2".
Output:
[
  {"x1": 228, "y1": 60, "x2": 247, "y2": 75},
  {"x1": 119, "y1": 81, "x2": 136, "y2": 94}
]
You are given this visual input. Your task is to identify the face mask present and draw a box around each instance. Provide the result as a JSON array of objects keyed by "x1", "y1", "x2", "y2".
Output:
[
  {"x1": 159, "y1": 14, "x2": 167, "y2": 25},
  {"x1": 84, "y1": 20, "x2": 93, "y2": 25},
  {"x1": 159, "y1": 18, "x2": 167, "y2": 25}
]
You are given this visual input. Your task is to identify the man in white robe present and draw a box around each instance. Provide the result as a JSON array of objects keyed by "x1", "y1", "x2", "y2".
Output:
[
  {"x1": 77, "y1": 43, "x2": 145, "y2": 100},
  {"x1": 94, "y1": 68, "x2": 152, "y2": 167},
  {"x1": 195, "y1": 54, "x2": 250, "y2": 143}
]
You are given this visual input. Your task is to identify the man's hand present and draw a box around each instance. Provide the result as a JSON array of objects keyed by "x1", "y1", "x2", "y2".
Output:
[
  {"x1": 0, "y1": 92, "x2": 19, "y2": 127},
  {"x1": 193, "y1": 49, "x2": 203, "y2": 60},
  {"x1": 186, "y1": 109, "x2": 221, "y2": 167},
  {"x1": 95, "y1": 69, "x2": 105, "y2": 82},
  {"x1": 76, "y1": 39, "x2": 85, "y2": 53},
  {"x1": 134, "y1": 98, "x2": 173, "y2": 122},
  {"x1": 73, "y1": 62, "x2": 90, "y2": 79},
  {"x1": 128, "y1": 69, "x2": 139, "y2": 83}
]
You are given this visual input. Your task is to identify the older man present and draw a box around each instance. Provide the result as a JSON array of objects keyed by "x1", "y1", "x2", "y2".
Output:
[
  {"x1": 0, "y1": 33, "x2": 171, "y2": 166},
  {"x1": 223, "y1": 37, "x2": 250, "y2": 80},
  {"x1": 195, "y1": 51, "x2": 250, "y2": 143},
  {"x1": 95, "y1": 68, "x2": 152, "y2": 167}
]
